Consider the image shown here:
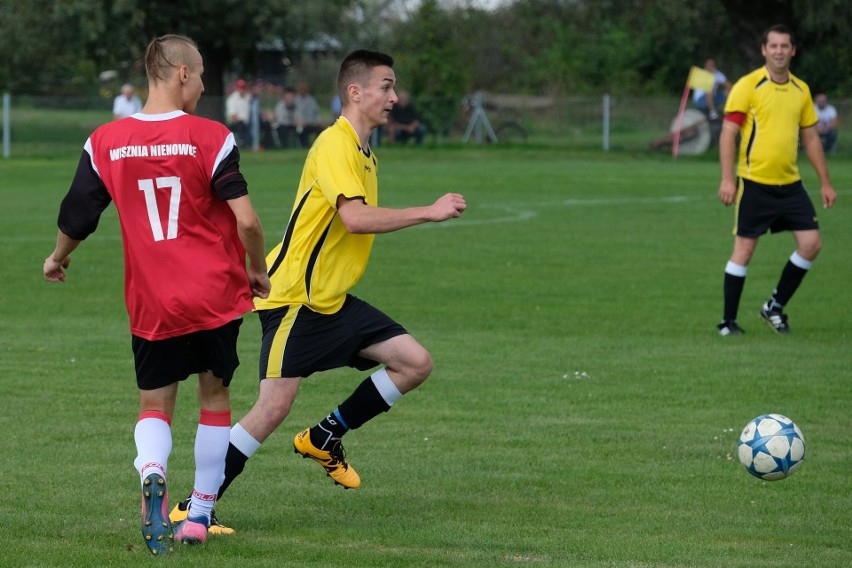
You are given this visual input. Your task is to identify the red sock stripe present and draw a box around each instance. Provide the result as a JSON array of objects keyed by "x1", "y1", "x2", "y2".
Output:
[
  {"x1": 200, "y1": 409, "x2": 231, "y2": 427},
  {"x1": 192, "y1": 489, "x2": 217, "y2": 502},
  {"x1": 138, "y1": 410, "x2": 171, "y2": 426}
]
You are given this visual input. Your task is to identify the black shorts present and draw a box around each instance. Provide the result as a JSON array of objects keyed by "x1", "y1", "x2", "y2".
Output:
[
  {"x1": 735, "y1": 178, "x2": 819, "y2": 238},
  {"x1": 131, "y1": 318, "x2": 243, "y2": 391},
  {"x1": 258, "y1": 295, "x2": 407, "y2": 379}
]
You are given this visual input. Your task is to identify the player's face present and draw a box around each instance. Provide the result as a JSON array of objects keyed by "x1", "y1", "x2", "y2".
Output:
[
  {"x1": 362, "y1": 66, "x2": 397, "y2": 128},
  {"x1": 761, "y1": 32, "x2": 795, "y2": 75},
  {"x1": 182, "y1": 51, "x2": 205, "y2": 114}
]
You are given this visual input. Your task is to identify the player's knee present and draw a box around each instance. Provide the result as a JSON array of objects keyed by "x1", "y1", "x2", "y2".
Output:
[
  {"x1": 267, "y1": 399, "x2": 294, "y2": 423},
  {"x1": 257, "y1": 390, "x2": 294, "y2": 425},
  {"x1": 813, "y1": 239, "x2": 822, "y2": 258},
  {"x1": 407, "y1": 348, "x2": 433, "y2": 385},
  {"x1": 797, "y1": 238, "x2": 822, "y2": 261}
]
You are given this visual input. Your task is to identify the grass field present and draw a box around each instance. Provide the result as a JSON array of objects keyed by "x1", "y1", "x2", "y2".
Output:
[{"x1": 1, "y1": 146, "x2": 850, "y2": 567}]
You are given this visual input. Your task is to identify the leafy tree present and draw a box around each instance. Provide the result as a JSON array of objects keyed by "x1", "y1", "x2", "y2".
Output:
[
  {"x1": 0, "y1": 0, "x2": 115, "y2": 97},
  {"x1": 2, "y1": 0, "x2": 849, "y2": 107},
  {"x1": 0, "y1": 1, "x2": 349, "y2": 99},
  {"x1": 720, "y1": 0, "x2": 852, "y2": 94}
]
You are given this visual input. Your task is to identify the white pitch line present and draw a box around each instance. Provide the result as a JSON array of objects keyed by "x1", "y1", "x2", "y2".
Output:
[{"x1": 426, "y1": 188, "x2": 847, "y2": 228}]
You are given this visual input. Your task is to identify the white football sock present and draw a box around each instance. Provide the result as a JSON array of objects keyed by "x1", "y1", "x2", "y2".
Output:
[
  {"x1": 133, "y1": 411, "x2": 172, "y2": 484},
  {"x1": 189, "y1": 409, "x2": 231, "y2": 523}
]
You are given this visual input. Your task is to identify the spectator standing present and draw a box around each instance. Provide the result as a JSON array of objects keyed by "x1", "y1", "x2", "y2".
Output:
[
  {"x1": 113, "y1": 83, "x2": 143, "y2": 119},
  {"x1": 814, "y1": 93, "x2": 838, "y2": 153},
  {"x1": 226, "y1": 79, "x2": 252, "y2": 146}
]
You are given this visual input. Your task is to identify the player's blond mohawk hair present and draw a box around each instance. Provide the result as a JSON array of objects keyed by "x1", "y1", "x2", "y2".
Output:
[{"x1": 145, "y1": 34, "x2": 198, "y2": 83}]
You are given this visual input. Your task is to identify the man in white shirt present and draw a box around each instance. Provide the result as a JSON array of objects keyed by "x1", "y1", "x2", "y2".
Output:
[
  {"x1": 113, "y1": 84, "x2": 142, "y2": 120},
  {"x1": 814, "y1": 93, "x2": 838, "y2": 153},
  {"x1": 225, "y1": 79, "x2": 252, "y2": 146}
]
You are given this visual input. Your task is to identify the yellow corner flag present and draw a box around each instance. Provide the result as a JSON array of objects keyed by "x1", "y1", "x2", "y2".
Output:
[{"x1": 688, "y1": 66, "x2": 716, "y2": 92}]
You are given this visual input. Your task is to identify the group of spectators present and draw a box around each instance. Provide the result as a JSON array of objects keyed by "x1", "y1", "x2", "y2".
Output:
[
  {"x1": 225, "y1": 79, "x2": 328, "y2": 149},
  {"x1": 223, "y1": 78, "x2": 428, "y2": 149},
  {"x1": 113, "y1": 67, "x2": 838, "y2": 154}
]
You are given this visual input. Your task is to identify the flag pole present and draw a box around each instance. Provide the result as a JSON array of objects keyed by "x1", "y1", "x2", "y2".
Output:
[{"x1": 671, "y1": 73, "x2": 692, "y2": 159}]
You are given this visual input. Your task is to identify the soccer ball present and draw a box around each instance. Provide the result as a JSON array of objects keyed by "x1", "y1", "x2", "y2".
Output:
[{"x1": 737, "y1": 414, "x2": 805, "y2": 481}]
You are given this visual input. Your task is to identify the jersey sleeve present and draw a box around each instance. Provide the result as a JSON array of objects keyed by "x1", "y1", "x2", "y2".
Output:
[
  {"x1": 316, "y1": 140, "x2": 367, "y2": 208},
  {"x1": 799, "y1": 86, "x2": 819, "y2": 128},
  {"x1": 212, "y1": 145, "x2": 249, "y2": 201},
  {"x1": 724, "y1": 76, "x2": 753, "y2": 115},
  {"x1": 57, "y1": 149, "x2": 112, "y2": 240}
]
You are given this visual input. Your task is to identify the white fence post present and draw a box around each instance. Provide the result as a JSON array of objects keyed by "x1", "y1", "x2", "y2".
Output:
[{"x1": 2, "y1": 93, "x2": 10, "y2": 158}]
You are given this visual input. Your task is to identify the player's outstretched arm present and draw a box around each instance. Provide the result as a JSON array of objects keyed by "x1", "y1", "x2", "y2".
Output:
[
  {"x1": 337, "y1": 193, "x2": 466, "y2": 234},
  {"x1": 44, "y1": 231, "x2": 81, "y2": 282}
]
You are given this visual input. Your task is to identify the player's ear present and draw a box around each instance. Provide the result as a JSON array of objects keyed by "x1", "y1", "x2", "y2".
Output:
[
  {"x1": 347, "y1": 83, "x2": 360, "y2": 103},
  {"x1": 179, "y1": 65, "x2": 189, "y2": 83}
]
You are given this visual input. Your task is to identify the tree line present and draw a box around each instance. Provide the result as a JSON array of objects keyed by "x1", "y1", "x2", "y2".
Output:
[{"x1": 1, "y1": 0, "x2": 849, "y2": 103}]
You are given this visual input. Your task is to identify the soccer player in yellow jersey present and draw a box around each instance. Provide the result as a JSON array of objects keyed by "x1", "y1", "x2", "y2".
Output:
[
  {"x1": 716, "y1": 24, "x2": 836, "y2": 336},
  {"x1": 170, "y1": 50, "x2": 465, "y2": 528}
]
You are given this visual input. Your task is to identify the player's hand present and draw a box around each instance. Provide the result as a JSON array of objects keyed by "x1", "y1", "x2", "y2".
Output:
[
  {"x1": 248, "y1": 269, "x2": 271, "y2": 299},
  {"x1": 430, "y1": 193, "x2": 466, "y2": 222},
  {"x1": 44, "y1": 254, "x2": 70, "y2": 282},
  {"x1": 821, "y1": 184, "x2": 837, "y2": 209},
  {"x1": 718, "y1": 180, "x2": 737, "y2": 206}
]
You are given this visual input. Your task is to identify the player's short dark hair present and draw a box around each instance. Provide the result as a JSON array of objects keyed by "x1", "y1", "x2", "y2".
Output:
[
  {"x1": 762, "y1": 24, "x2": 795, "y2": 46},
  {"x1": 337, "y1": 50, "x2": 394, "y2": 105},
  {"x1": 145, "y1": 34, "x2": 199, "y2": 83}
]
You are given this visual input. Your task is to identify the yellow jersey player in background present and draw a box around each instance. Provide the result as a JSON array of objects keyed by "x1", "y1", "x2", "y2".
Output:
[{"x1": 716, "y1": 24, "x2": 836, "y2": 336}]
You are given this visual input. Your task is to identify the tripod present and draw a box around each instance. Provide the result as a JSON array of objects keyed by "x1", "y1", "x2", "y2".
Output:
[{"x1": 462, "y1": 91, "x2": 498, "y2": 143}]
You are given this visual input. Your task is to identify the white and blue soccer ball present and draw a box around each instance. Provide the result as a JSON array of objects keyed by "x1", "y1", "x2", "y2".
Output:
[{"x1": 737, "y1": 414, "x2": 805, "y2": 480}]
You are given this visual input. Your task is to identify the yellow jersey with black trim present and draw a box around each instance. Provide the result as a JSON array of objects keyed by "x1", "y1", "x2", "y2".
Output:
[
  {"x1": 255, "y1": 117, "x2": 377, "y2": 314},
  {"x1": 724, "y1": 66, "x2": 818, "y2": 185}
]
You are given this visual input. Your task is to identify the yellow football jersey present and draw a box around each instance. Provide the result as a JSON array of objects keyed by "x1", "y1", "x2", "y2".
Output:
[
  {"x1": 255, "y1": 118, "x2": 378, "y2": 314},
  {"x1": 724, "y1": 66, "x2": 818, "y2": 185}
]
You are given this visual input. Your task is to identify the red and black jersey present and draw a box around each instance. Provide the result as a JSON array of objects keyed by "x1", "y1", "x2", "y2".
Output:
[{"x1": 58, "y1": 111, "x2": 254, "y2": 340}]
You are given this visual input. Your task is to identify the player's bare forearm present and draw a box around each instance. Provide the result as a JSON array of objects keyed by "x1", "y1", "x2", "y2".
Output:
[
  {"x1": 228, "y1": 196, "x2": 267, "y2": 269},
  {"x1": 227, "y1": 195, "x2": 270, "y2": 296},
  {"x1": 238, "y1": 221, "x2": 269, "y2": 297},
  {"x1": 338, "y1": 193, "x2": 466, "y2": 234},
  {"x1": 717, "y1": 123, "x2": 739, "y2": 206},
  {"x1": 239, "y1": 225, "x2": 269, "y2": 298},
  {"x1": 44, "y1": 230, "x2": 81, "y2": 282},
  {"x1": 801, "y1": 127, "x2": 836, "y2": 208},
  {"x1": 239, "y1": 221, "x2": 266, "y2": 269}
]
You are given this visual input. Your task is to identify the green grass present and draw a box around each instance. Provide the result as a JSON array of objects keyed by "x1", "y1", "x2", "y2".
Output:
[{"x1": 1, "y1": 147, "x2": 851, "y2": 567}]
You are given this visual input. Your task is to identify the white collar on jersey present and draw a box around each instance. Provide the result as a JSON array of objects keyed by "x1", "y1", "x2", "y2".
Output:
[{"x1": 131, "y1": 110, "x2": 187, "y2": 121}]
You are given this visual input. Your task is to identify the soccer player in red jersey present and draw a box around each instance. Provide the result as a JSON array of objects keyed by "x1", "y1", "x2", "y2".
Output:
[{"x1": 43, "y1": 34, "x2": 270, "y2": 554}]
